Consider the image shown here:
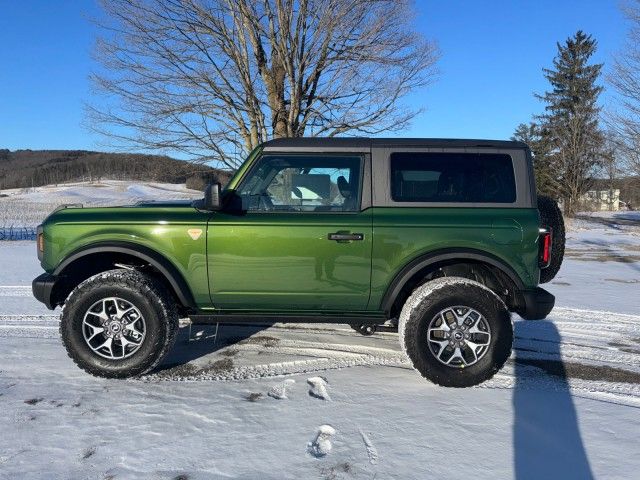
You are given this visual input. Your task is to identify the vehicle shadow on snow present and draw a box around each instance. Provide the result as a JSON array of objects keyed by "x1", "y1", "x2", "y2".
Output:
[
  {"x1": 150, "y1": 323, "x2": 269, "y2": 376},
  {"x1": 513, "y1": 321, "x2": 594, "y2": 479}
]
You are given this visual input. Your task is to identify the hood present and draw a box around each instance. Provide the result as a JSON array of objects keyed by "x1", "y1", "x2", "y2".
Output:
[{"x1": 41, "y1": 200, "x2": 201, "y2": 226}]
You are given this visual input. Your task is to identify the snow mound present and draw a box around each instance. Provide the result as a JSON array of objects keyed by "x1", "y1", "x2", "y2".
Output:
[
  {"x1": 307, "y1": 376, "x2": 331, "y2": 400},
  {"x1": 267, "y1": 378, "x2": 295, "y2": 400},
  {"x1": 308, "y1": 425, "x2": 336, "y2": 458}
]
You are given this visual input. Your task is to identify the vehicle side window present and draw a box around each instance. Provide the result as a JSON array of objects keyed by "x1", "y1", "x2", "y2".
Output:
[
  {"x1": 390, "y1": 152, "x2": 516, "y2": 203},
  {"x1": 237, "y1": 155, "x2": 362, "y2": 212}
]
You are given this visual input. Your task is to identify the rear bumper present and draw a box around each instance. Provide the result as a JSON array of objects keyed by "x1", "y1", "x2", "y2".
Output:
[
  {"x1": 516, "y1": 287, "x2": 555, "y2": 320},
  {"x1": 32, "y1": 273, "x2": 58, "y2": 310}
]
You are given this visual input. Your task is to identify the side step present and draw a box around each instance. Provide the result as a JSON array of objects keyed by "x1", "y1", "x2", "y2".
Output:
[{"x1": 189, "y1": 313, "x2": 387, "y2": 325}]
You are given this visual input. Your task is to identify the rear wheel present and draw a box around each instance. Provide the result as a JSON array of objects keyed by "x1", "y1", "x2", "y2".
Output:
[
  {"x1": 60, "y1": 269, "x2": 178, "y2": 378},
  {"x1": 399, "y1": 277, "x2": 512, "y2": 387}
]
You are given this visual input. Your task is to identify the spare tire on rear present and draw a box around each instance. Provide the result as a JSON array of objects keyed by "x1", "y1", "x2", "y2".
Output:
[{"x1": 537, "y1": 195, "x2": 565, "y2": 283}]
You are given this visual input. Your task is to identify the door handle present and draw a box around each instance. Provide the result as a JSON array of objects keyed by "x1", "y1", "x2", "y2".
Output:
[{"x1": 328, "y1": 232, "x2": 364, "y2": 241}]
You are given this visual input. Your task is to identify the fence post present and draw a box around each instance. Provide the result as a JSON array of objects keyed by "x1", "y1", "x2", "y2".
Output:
[{"x1": 0, "y1": 225, "x2": 37, "y2": 241}]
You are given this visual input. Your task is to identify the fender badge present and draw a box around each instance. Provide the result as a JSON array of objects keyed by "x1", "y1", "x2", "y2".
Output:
[{"x1": 187, "y1": 228, "x2": 202, "y2": 240}]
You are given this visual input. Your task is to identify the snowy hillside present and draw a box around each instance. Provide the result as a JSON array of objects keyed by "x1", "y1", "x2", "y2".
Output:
[
  {"x1": 0, "y1": 179, "x2": 202, "y2": 205},
  {"x1": 0, "y1": 212, "x2": 639, "y2": 479},
  {"x1": 0, "y1": 180, "x2": 203, "y2": 228}
]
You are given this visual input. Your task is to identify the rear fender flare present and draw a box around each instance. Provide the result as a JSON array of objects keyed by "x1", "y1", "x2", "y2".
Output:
[{"x1": 380, "y1": 248, "x2": 526, "y2": 314}]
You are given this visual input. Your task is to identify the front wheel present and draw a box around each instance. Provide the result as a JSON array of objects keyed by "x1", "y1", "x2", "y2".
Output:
[
  {"x1": 399, "y1": 277, "x2": 512, "y2": 387},
  {"x1": 60, "y1": 269, "x2": 179, "y2": 378}
]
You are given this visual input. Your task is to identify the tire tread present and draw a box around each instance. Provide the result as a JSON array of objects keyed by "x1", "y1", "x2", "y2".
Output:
[
  {"x1": 399, "y1": 277, "x2": 512, "y2": 387},
  {"x1": 59, "y1": 269, "x2": 179, "y2": 379}
]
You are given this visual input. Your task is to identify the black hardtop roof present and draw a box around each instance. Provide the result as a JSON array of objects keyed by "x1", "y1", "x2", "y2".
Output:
[{"x1": 262, "y1": 137, "x2": 528, "y2": 150}]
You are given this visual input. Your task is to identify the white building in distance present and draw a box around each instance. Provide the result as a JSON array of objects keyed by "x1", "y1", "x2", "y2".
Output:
[{"x1": 581, "y1": 189, "x2": 621, "y2": 211}]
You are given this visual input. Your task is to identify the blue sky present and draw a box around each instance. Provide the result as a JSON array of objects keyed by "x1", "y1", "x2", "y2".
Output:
[{"x1": 0, "y1": 1, "x2": 628, "y2": 154}]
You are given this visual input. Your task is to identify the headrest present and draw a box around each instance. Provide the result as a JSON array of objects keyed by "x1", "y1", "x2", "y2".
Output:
[{"x1": 337, "y1": 175, "x2": 351, "y2": 198}]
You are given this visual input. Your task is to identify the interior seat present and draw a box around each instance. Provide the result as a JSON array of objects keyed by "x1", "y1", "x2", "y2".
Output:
[{"x1": 337, "y1": 175, "x2": 357, "y2": 211}]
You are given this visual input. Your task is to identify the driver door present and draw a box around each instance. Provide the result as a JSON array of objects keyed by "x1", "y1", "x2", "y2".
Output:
[{"x1": 207, "y1": 153, "x2": 372, "y2": 312}]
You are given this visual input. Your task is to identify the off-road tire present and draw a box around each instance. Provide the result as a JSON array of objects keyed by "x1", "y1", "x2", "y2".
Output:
[
  {"x1": 537, "y1": 195, "x2": 565, "y2": 283},
  {"x1": 60, "y1": 269, "x2": 179, "y2": 378},
  {"x1": 399, "y1": 277, "x2": 512, "y2": 388}
]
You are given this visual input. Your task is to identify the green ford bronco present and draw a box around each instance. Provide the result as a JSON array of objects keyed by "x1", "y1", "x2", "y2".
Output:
[{"x1": 33, "y1": 138, "x2": 564, "y2": 387}]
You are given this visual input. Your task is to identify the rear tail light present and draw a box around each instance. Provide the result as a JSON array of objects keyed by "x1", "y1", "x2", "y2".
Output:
[{"x1": 539, "y1": 227, "x2": 552, "y2": 268}]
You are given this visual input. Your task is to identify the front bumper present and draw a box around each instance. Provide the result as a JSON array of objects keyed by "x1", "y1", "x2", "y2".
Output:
[
  {"x1": 516, "y1": 287, "x2": 555, "y2": 320},
  {"x1": 32, "y1": 273, "x2": 58, "y2": 310}
]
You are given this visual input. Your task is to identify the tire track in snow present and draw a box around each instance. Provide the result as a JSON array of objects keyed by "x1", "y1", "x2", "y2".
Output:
[
  {"x1": 359, "y1": 430, "x2": 379, "y2": 465},
  {"x1": 0, "y1": 315, "x2": 59, "y2": 325},
  {"x1": 0, "y1": 286, "x2": 33, "y2": 297},
  {"x1": 145, "y1": 352, "x2": 408, "y2": 382},
  {"x1": 551, "y1": 306, "x2": 640, "y2": 327},
  {"x1": 538, "y1": 307, "x2": 640, "y2": 372},
  {"x1": 0, "y1": 315, "x2": 59, "y2": 339},
  {"x1": 143, "y1": 307, "x2": 640, "y2": 407},
  {"x1": 2, "y1": 308, "x2": 640, "y2": 407},
  {"x1": 515, "y1": 343, "x2": 640, "y2": 372},
  {"x1": 481, "y1": 369, "x2": 640, "y2": 408}
]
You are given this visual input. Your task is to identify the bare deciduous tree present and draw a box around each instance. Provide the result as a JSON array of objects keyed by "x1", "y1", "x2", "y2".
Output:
[
  {"x1": 608, "y1": 0, "x2": 640, "y2": 177},
  {"x1": 88, "y1": 0, "x2": 438, "y2": 168},
  {"x1": 599, "y1": 134, "x2": 623, "y2": 210}
]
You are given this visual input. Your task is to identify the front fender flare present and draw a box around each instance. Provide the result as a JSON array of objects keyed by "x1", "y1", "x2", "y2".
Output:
[{"x1": 53, "y1": 241, "x2": 196, "y2": 309}]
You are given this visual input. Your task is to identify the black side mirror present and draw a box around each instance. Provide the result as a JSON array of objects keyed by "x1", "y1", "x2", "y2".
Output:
[{"x1": 203, "y1": 182, "x2": 222, "y2": 211}]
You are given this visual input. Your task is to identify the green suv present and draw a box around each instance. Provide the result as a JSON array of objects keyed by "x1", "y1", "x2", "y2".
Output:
[{"x1": 32, "y1": 138, "x2": 564, "y2": 387}]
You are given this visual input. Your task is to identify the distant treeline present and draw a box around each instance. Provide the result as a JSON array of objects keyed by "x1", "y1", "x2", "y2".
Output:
[{"x1": 0, "y1": 149, "x2": 232, "y2": 191}]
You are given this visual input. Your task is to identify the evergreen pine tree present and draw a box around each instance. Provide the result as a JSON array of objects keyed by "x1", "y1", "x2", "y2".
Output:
[
  {"x1": 536, "y1": 31, "x2": 604, "y2": 216},
  {"x1": 511, "y1": 122, "x2": 557, "y2": 196}
]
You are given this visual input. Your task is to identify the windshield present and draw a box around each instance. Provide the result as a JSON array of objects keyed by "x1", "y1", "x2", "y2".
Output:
[{"x1": 224, "y1": 146, "x2": 263, "y2": 193}]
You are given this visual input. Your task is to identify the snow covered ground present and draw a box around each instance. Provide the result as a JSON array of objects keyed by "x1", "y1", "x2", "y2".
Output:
[{"x1": 0, "y1": 212, "x2": 639, "y2": 479}]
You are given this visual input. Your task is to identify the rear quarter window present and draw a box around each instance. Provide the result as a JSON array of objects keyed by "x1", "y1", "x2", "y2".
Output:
[{"x1": 390, "y1": 152, "x2": 516, "y2": 203}]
